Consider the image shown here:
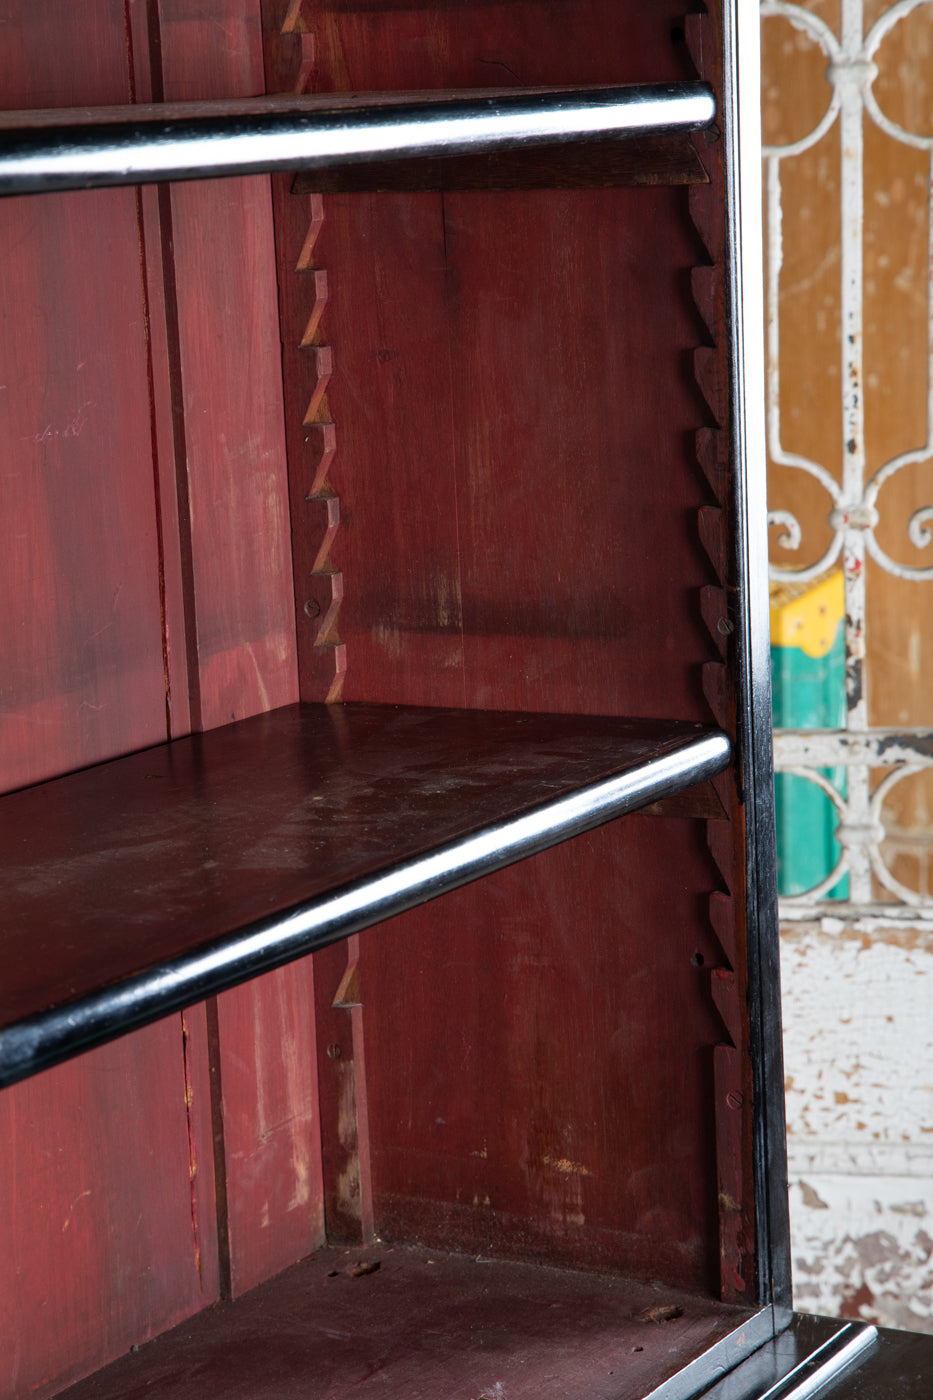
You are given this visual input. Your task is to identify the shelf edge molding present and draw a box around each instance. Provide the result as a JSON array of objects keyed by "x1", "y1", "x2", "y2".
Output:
[
  {"x1": 0, "y1": 716, "x2": 729, "y2": 1088},
  {"x1": 0, "y1": 83, "x2": 715, "y2": 197}
]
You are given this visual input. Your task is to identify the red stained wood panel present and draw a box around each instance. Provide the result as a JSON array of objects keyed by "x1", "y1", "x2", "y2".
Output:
[
  {"x1": 359, "y1": 817, "x2": 726, "y2": 1291},
  {"x1": 156, "y1": 0, "x2": 298, "y2": 725},
  {"x1": 313, "y1": 166, "x2": 709, "y2": 717},
  {"x1": 0, "y1": 185, "x2": 168, "y2": 793},
  {"x1": 0, "y1": 5, "x2": 217, "y2": 1394},
  {"x1": 275, "y1": 0, "x2": 725, "y2": 1293},
  {"x1": 309, "y1": 0, "x2": 694, "y2": 96},
  {"x1": 0, "y1": 1024, "x2": 215, "y2": 1400},
  {"x1": 213, "y1": 962, "x2": 324, "y2": 1297},
  {"x1": 155, "y1": 0, "x2": 319, "y2": 1300}
]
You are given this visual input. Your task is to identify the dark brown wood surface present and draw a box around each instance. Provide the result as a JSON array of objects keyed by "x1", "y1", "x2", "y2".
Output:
[
  {"x1": 289, "y1": 134, "x2": 708, "y2": 191},
  {"x1": 56, "y1": 1243, "x2": 752, "y2": 1400},
  {"x1": 0, "y1": 84, "x2": 702, "y2": 127},
  {"x1": 0, "y1": 703, "x2": 719, "y2": 1036}
]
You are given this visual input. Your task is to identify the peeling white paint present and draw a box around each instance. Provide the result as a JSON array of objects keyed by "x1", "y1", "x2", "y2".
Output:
[{"x1": 781, "y1": 921, "x2": 933, "y2": 1331}]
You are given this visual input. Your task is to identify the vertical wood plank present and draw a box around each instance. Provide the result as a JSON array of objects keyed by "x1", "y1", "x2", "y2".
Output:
[
  {"x1": 154, "y1": 0, "x2": 323, "y2": 1298},
  {"x1": 0, "y1": 1027, "x2": 214, "y2": 1400},
  {"x1": 0, "y1": 182, "x2": 169, "y2": 791},
  {"x1": 0, "y1": 4, "x2": 219, "y2": 1392}
]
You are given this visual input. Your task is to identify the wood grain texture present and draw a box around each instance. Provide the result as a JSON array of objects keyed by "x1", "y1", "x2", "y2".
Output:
[
  {"x1": 154, "y1": 0, "x2": 320, "y2": 1301},
  {"x1": 316, "y1": 183, "x2": 711, "y2": 716},
  {"x1": 312, "y1": 937, "x2": 375, "y2": 1243},
  {"x1": 0, "y1": 184, "x2": 167, "y2": 793},
  {"x1": 268, "y1": 0, "x2": 736, "y2": 1297},
  {"x1": 0, "y1": 4, "x2": 216, "y2": 1393},
  {"x1": 55, "y1": 1244, "x2": 752, "y2": 1400},
  {"x1": 359, "y1": 818, "x2": 728, "y2": 1290},
  {"x1": 0, "y1": 1025, "x2": 214, "y2": 1400}
]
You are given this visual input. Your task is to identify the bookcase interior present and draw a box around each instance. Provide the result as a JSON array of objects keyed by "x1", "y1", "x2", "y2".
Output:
[{"x1": 0, "y1": 3, "x2": 766, "y2": 1398}]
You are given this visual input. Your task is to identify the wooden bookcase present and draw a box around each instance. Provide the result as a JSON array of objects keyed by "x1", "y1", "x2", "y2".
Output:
[{"x1": 0, "y1": 3, "x2": 791, "y2": 1397}]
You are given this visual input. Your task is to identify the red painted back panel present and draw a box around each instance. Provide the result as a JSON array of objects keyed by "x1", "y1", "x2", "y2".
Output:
[
  {"x1": 284, "y1": 0, "x2": 724, "y2": 1291},
  {"x1": 0, "y1": 1024, "x2": 216, "y2": 1398},
  {"x1": 154, "y1": 0, "x2": 323, "y2": 1300}
]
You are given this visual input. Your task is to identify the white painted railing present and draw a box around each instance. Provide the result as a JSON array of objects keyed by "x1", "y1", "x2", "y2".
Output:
[{"x1": 762, "y1": 0, "x2": 933, "y2": 922}]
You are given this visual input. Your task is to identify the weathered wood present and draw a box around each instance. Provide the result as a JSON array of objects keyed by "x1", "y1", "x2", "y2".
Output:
[
  {"x1": 0, "y1": 702, "x2": 726, "y2": 1081},
  {"x1": 0, "y1": 4, "x2": 216, "y2": 1393},
  {"x1": 0, "y1": 1023, "x2": 219, "y2": 1400},
  {"x1": 150, "y1": 0, "x2": 320, "y2": 1300},
  {"x1": 55, "y1": 1243, "x2": 753, "y2": 1400},
  {"x1": 3, "y1": 3, "x2": 758, "y2": 1395},
  {"x1": 278, "y1": 0, "x2": 737, "y2": 1296}
]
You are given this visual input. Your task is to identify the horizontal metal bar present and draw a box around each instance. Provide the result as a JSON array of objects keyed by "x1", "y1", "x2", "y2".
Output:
[
  {"x1": 773, "y1": 726, "x2": 933, "y2": 767},
  {"x1": 0, "y1": 84, "x2": 715, "y2": 196}
]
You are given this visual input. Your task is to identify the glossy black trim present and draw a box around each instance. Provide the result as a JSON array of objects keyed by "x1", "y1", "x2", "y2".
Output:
[
  {"x1": 0, "y1": 83, "x2": 714, "y2": 196},
  {"x1": 695, "y1": 1317, "x2": 883, "y2": 1400},
  {"x1": 721, "y1": 1, "x2": 793, "y2": 1317}
]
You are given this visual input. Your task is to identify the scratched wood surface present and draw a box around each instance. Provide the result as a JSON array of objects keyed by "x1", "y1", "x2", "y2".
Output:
[
  {"x1": 270, "y1": 0, "x2": 731, "y2": 1294},
  {"x1": 0, "y1": 5, "x2": 219, "y2": 1396},
  {"x1": 153, "y1": 0, "x2": 323, "y2": 1303},
  {"x1": 1, "y1": 1, "x2": 747, "y2": 1395},
  {"x1": 0, "y1": 0, "x2": 316, "y2": 1391},
  {"x1": 56, "y1": 1244, "x2": 751, "y2": 1400}
]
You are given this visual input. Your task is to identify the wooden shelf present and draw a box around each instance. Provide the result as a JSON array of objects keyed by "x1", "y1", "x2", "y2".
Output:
[
  {"x1": 56, "y1": 1243, "x2": 755, "y2": 1400},
  {"x1": 288, "y1": 131, "x2": 709, "y2": 191},
  {"x1": 0, "y1": 702, "x2": 728, "y2": 1089}
]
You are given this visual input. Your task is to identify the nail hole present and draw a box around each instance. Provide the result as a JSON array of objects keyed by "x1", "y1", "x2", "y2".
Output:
[{"x1": 692, "y1": 952, "x2": 705, "y2": 967}]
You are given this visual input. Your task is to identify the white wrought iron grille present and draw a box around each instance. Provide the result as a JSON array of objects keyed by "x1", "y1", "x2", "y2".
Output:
[{"x1": 763, "y1": 0, "x2": 933, "y2": 927}]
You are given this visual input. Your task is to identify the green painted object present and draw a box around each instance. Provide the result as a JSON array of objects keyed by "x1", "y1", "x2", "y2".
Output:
[{"x1": 770, "y1": 572, "x2": 848, "y2": 900}]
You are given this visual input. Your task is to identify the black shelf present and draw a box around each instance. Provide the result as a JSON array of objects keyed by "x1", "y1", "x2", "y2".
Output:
[{"x1": 0, "y1": 702, "x2": 729, "y2": 1088}]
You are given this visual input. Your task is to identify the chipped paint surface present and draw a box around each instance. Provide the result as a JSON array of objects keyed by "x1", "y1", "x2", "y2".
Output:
[
  {"x1": 764, "y1": 0, "x2": 933, "y2": 1332},
  {"x1": 781, "y1": 921, "x2": 933, "y2": 1330}
]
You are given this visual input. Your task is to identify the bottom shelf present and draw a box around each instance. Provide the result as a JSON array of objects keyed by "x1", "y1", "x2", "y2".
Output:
[{"x1": 58, "y1": 1244, "x2": 755, "y2": 1400}]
